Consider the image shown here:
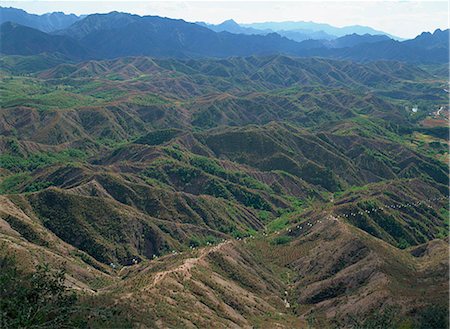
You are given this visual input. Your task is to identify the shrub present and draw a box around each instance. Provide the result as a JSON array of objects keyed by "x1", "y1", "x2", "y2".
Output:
[
  {"x1": 271, "y1": 236, "x2": 292, "y2": 245},
  {"x1": 0, "y1": 173, "x2": 31, "y2": 194},
  {"x1": 417, "y1": 305, "x2": 449, "y2": 329},
  {"x1": 204, "y1": 180, "x2": 230, "y2": 199},
  {"x1": 0, "y1": 253, "x2": 78, "y2": 328},
  {"x1": 0, "y1": 149, "x2": 86, "y2": 173},
  {"x1": 190, "y1": 156, "x2": 224, "y2": 176},
  {"x1": 135, "y1": 129, "x2": 179, "y2": 146},
  {"x1": 258, "y1": 210, "x2": 271, "y2": 222}
]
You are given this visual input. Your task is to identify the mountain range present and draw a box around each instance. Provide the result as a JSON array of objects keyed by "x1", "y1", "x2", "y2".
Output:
[
  {"x1": 1, "y1": 6, "x2": 397, "y2": 39},
  {"x1": 241, "y1": 21, "x2": 402, "y2": 39},
  {"x1": 0, "y1": 6, "x2": 81, "y2": 32},
  {"x1": 196, "y1": 19, "x2": 339, "y2": 41},
  {"x1": 200, "y1": 18, "x2": 401, "y2": 42},
  {"x1": 1, "y1": 7, "x2": 448, "y2": 63}
]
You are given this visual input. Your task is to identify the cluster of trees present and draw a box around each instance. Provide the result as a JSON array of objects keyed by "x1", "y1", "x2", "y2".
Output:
[
  {"x1": 0, "y1": 252, "x2": 134, "y2": 328},
  {"x1": 0, "y1": 253, "x2": 78, "y2": 328}
]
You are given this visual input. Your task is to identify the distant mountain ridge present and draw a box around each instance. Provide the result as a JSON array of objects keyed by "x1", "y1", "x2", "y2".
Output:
[
  {"x1": 196, "y1": 19, "x2": 268, "y2": 36},
  {"x1": 54, "y1": 11, "x2": 140, "y2": 39},
  {"x1": 326, "y1": 33, "x2": 391, "y2": 48},
  {"x1": 196, "y1": 19, "x2": 337, "y2": 42},
  {"x1": 241, "y1": 21, "x2": 402, "y2": 40},
  {"x1": 1, "y1": 9, "x2": 448, "y2": 64},
  {"x1": 0, "y1": 6, "x2": 82, "y2": 32},
  {"x1": 53, "y1": 13, "x2": 305, "y2": 59},
  {"x1": 404, "y1": 28, "x2": 450, "y2": 49},
  {"x1": 0, "y1": 6, "x2": 397, "y2": 40},
  {"x1": 0, "y1": 21, "x2": 89, "y2": 59}
]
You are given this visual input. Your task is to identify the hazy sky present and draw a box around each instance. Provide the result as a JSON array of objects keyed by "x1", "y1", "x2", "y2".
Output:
[{"x1": 1, "y1": 1, "x2": 448, "y2": 38}]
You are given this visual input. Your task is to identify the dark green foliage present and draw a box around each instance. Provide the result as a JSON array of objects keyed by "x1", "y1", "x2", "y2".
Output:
[
  {"x1": 189, "y1": 155, "x2": 224, "y2": 176},
  {"x1": 0, "y1": 253, "x2": 78, "y2": 329},
  {"x1": 166, "y1": 164, "x2": 201, "y2": 184},
  {"x1": 0, "y1": 252, "x2": 136, "y2": 329},
  {"x1": 204, "y1": 179, "x2": 230, "y2": 199},
  {"x1": 4, "y1": 215, "x2": 48, "y2": 246},
  {"x1": 333, "y1": 305, "x2": 450, "y2": 329},
  {"x1": 188, "y1": 235, "x2": 220, "y2": 248},
  {"x1": 0, "y1": 149, "x2": 86, "y2": 173},
  {"x1": 0, "y1": 54, "x2": 69, "y2": 74},
  {"x1": 29, "y1": 188, "x2": 173, "y2": 264},
  {"x1": 350, "y1": 307, "x2": 400, "y2": 329},
  {"x1": 270, "y1": 236, "x2": 292, "y2": 245},
  {"x1": 0, "y1": 173, "x2": 31, "y2": 194},
  {"x1": 416, "y1": 305, "x2": 449, "y2": 329},
  {"x1": 24, "y1": 180, "x2": 54, "y2": 193},
  {"x1": 226, "y1": 183, "x2": 271, "y2": 211},
  {"x1": 135, "y1": 129, "x2": 181, "y2": 146},
  {"x1": 258, "y1": 210, "x2": 271, "y2": 222},
  {"x1": 190, "y1": 155, "x2": 271, "y2": 191},
  {"x1": 163, "y1": 146, "x2": 184, "y2": 160},
  {"x1": 423, "y1": 127, "x2": 449, "y2": 140}
]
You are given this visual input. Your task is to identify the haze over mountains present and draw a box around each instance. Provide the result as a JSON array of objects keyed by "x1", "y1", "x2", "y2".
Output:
[
  {"x1": 0, "y1": 6, "x2": 81, "y2": 32},
  {"x1": 1, "y1": 7, "x2": 448, "y2": 63},
  {"x1": 199, "y1": 19, "x2": 399, "y2": 41},
  {"x1": 1, "y1": 6, "x2": 396, "y2": 38},
  {"x1": 241, "y1": 21, "x2": 401, "y2": 39}
]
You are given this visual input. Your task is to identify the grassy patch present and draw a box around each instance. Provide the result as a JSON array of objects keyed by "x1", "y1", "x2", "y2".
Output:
[
  {"x1": 0, "y1": 173, "x2": 31, "y2": 194},
  {"x1": 0, "y1": 149, "x2": 87, "y2": 173},
  {"x1": 270, "y1": 236, "x2": 292, "y2": 245}
]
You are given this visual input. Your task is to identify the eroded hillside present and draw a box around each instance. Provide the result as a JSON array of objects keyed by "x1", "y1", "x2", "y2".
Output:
[{"x1": 0, "y1": 55, "x2": 448, "y2": 328}]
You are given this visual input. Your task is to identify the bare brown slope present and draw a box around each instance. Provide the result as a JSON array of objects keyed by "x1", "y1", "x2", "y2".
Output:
[
  {"x1": 102, "y1": 240, "x2": 305, "y2": 328},
  {"x1": 0, "y1": 195, "x2": 116, "y2": 291},
  {"x1": 248, "y1": 215, "x2": 448, "y2": 327},
  {"x1": 77, "y1": 216, "x2": 447, "y2": 328}
]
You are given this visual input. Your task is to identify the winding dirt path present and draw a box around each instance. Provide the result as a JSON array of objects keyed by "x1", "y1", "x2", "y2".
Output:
[{"x1": 149, "y1": 240, "x2": 232, "y2": 288}]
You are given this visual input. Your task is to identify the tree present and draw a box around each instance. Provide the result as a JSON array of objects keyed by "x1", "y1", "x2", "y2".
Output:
[{"x1": 0, "y1": 252, "x2": 78, "y2": 328}]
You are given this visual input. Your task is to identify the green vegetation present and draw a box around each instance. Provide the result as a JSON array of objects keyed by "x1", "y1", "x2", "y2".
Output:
[
  {"x1": 0, "y1": 252, "x2": 135, "y2": 328},
  {"x1": 130, "y1": 93, "x2": 168, "y2": 106},
  {"x1": 267, "y1": 216, "x2": 292, "y2": 233},
  {"x1": 0, "y1": 173, "x2": 31, "y2": 194},
  {"x1": 331, "y1": 305, "x2": 450, "y2": 329},
  {"x1": 0, "y1": 76, "x2": 105, "y2": 110},
  {"x1": 0, "y1": 55, "x2": 448, "y2": 327},
  {"x1": 267, "y1": 199, "x2": 306, "y2": 233},
  {"x1": 0, "y1": 252, "x2": 78, "y2": 328},
  {"x1": 0, "y1": 149, "x2": 86, "y2": 172},
  {"x1": 135, "y1": 129, "x2": 180, "y2": 146},
  {"x1": 0, "y1": 149, "x2": 87, "y2": 194},
  {"x1": 270, "y1": 235, "x2": 292, "y2": 245},
  {"x1": 437, "y1": 207, "x2": 450, "y2": 238},
  {"x1": 188, "y1": 235, "x2": 220, "y2": 248}
]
